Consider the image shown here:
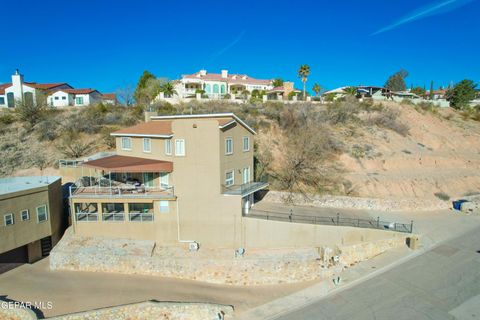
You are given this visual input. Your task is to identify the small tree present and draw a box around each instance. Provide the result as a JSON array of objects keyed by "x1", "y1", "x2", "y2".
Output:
[
  {"x1": 57, "y1": 132, "x2": 95, "y2": 158},
  {"x1": 343, "y1": 87, "x2": 358, "y2": 96},
  {"x1": 312, "y1": 83, "x2": 322, "y2": 96},
  {"x1": 385, "y1": 69, "x2": 408, "y2": 91},
  {"x1": 411, "y1": 86, "x2": 426, "y2": 96},
  {"x1": 15, "y1": 93, "x2": 48, "y2": 127},
  {"x1": 117, "y1": 85, "x2": 135, "y2": 106},
  {"x1": 272, "y1": 78, "x2": 284, "y2": 87},
  {"x1": 297, "y1": 64, "x2": 311, "y2": 101},
  {"x1": 161, "y1": 81, "x2": 177, "y2": 98},
  {"x1": 446, "y1": 79, "x2": 477, "y2": 109}
]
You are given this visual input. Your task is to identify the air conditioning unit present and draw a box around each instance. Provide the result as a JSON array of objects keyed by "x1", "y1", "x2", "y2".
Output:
[{"x1": 189, "y1": 242, "x2": 199, "y2": 251}]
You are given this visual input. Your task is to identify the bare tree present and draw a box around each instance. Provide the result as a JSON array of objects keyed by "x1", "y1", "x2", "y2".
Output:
[{"x1": 116, "y1": 85, "x2": 135, "y2": 106}]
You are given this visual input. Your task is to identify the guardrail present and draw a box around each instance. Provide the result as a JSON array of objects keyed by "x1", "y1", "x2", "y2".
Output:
[
  {"x1": 246, "y1": 210, "x2": 413, "y2": 233},
  {"x1": 69, "y1": 185, "x2": 174, "y2": 198}
]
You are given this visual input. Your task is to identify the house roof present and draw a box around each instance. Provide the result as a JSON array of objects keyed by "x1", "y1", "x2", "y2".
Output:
[
  {"x1": 82, "y1": 155, "x2": 173, "y2": 173},
  {"x1": 111, "y1": 121, "x2": 173, "y2": 138},
  {"x1": 183, "y1": 71, "x2": 272, "y2": 86},
  {"x1": 0, "y1": 176, "x2": 61, "y2": 196},
  {"x1": 102, "y1": 93, "x2": 117, "y2": 100},
  {"x1": 24, "y1": 82, "x2": 70, "y2": 90},
  {"x1": 150, "y1": 113, "x2": 256, "y2": 134},
  {"x1": 48, "y1": 88, "x2": 99, "y2": 95},
  {"x1": 268, "y1": 86, "x2": 301, "y2": 93},
  {"x1": 0, "y1": 83, "x2": 11, "y2": 94}
]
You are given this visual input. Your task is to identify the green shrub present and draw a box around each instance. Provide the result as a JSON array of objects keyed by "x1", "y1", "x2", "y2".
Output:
[
  {"x1": 434, "y1": 192, "x2": 450, "y2": 201},
  {"x1": 0, "y1": 112, "x2": 16, "y2": 126}
]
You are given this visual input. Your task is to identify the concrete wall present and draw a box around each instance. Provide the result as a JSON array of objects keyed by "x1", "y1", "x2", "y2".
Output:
[{"x1": 242, "y1": 218, "x2": 406, "y2": 248}]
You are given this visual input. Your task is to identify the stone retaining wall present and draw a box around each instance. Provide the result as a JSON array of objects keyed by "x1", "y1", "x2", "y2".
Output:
[
  {"x1": 264, "y1": 191, "x2": 449, "y2": 211},
  {"x1": 50, "y1": 228, "x2": 405, "y2": 285},
  {"x1": 48, "y1": 301, "x2": 234, "y2": 320}
]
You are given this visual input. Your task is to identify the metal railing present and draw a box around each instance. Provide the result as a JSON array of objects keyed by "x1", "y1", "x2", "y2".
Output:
[
  {"x1": 59, "y1": 159, "x2": 84, "y2": 168},
  {"x1": 222, "y1": 181, "x2": 269, "y2": 196},
  {"x1": 246, "y1": 210, "x2": 413, "y2": 233},
  {"x1": 69, "y1": 185, "x2": 174, "y2": 198}
]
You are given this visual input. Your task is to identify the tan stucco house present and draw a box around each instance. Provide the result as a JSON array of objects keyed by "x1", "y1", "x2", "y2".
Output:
[
  {"x1": 69, "y1": 113, "x2": 268, "y2": 249},
  {"x1": 0, "y1": 176, "x2": 64, "y2": 264}
]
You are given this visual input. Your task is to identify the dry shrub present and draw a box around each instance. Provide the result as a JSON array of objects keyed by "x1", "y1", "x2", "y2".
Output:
[{"x1": 367, "y1": 108, "x2": 410, "y2": 136}]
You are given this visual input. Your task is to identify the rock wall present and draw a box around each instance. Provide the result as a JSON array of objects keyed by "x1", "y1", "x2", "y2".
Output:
[
  {"x1": 48, "y1": 301, "x2": 234, "y2": 320},
  {"x1": 264, "y1": 191, "x2": 449, "y2": 211},
  {"x1": 50, "y1": 228, "x2": 405, "y2": 285}
]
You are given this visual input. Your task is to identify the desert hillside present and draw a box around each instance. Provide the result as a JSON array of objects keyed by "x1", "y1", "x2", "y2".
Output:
[{"x1": 1, "y1": 100, "x2": 480, "y2": 201}]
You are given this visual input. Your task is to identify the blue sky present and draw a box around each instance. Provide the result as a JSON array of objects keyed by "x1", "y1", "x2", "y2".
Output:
[{"x1": 0, "y1": 0, "x2": 479, "y2": 93}]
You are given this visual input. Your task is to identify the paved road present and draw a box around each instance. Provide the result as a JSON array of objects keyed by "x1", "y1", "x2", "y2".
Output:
[{"x1": 275, "y1": 225, "x2": 480, "y2": 320}]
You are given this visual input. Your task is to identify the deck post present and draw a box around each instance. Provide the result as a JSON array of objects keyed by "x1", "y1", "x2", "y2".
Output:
[{"x1": 410, "y1": 220, "x2": 414, "y2": 233}]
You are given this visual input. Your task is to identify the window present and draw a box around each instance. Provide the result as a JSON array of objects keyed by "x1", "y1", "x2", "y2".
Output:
[
  {"x1": 54, "y1": 96, "x2": 59, "y2": 100},
  {"x1": 143, "y1": 138, "x2": 151, "y2": 152},
  {"x1": 159, "y1": 201, "x2": 169, "y2": 213},
  {"x1": 0, "y1": 97, "x2": 5, "y2": 105},
  {"x1": 21, "y1": 209, "x2": 30, "y2": 221},
  {"x1": 4, "y1": 213, "x2": 14, "y2": 226},
  {"x1": 128, "y1": 203, "x2": 154, "y2": 222},
  {"x1": 243, "y1": 167, "x2": 251, "y2": 184},
  {"x1": 175, "y1": 139, "x2": 185, "y2": 156},
  {"x1": 61, "y1": 96, "x2": 66, "y2": 100},
  {"x1": 165, "y1": 139, "x2": 172, "y2": 155},
  {"x1": 225, "y1": 138, "x2": 233, "y2": 155},
  {"x1": 225, "y1": 170, "x2": 234, "y2": 186},
  {"x1": 243, "y1": 136, "x2": 250, "y2": 152},
  {"x1": 143, "y1": 172, "x2": 154, "y2": 187},
  {"x1": 75, "y1": 97, "x2": 84, "y2": 105},
  {"x1": 36, "y1": 205, "x2": 48, "y2": 222},
  {"x1": 160, "y1": 173, "x2": 169, "y2": 188},
  {"x1": 101, "y1": 203, "x2": 125, "y2": 222},
  {"x1": 75, "y1": 203, "x2": 98, "y2": 222},
  {"x1": 121, "y1": 137, "x2": 132, "y2": 150}
]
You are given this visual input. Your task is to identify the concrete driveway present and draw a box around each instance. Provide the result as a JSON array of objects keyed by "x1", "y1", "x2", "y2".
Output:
[{"x1": 0, "y1": 258, "x2": 315, "y2": 318}]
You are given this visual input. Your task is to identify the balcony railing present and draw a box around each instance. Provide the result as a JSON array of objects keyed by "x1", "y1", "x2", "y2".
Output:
[
  {"x1": 222, "y1": 181, "x2": 269, "y2": 196},
  {"x1": 70, "y1": 185, "x2": 175, "y2": 199}
]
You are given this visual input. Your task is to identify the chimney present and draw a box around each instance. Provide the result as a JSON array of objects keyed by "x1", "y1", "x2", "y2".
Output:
[
  {"x1": 221, "y1": 70, "x2": 228, "y2": 78},
  {"x1": 283, "y1": 82, "x2": 294, "y2": 96},
  {"x1": 11, "y1": 69, "x2": 24, "y2": 103},
  {"x1": 199, "y1": 69, "x2": 207, "y2": 76}
]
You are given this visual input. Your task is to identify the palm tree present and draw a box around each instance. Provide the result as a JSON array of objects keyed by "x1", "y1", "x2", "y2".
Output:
[
  {"x1": 297, "y1": 64, "x2": 311, "y2": 101},
  {"x1": 312, "y1": 83, "x2": 322, "y2": 97},
  {"x1": 343, "y1": 86, "x2": 357, "y2": 96},
  {"x1": 161, "y1": 82, "x2": 177, "y2": 98}
]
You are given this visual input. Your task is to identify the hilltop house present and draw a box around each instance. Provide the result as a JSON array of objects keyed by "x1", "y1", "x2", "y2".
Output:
[
  {"x1": 0, "y1": 176, "x2": 64, "y2": 266},
  {"x1": 0, "y1": 70, "x2": 116, "y2": 108},
  {"x1": 68, "y1": 113, "x2": 269, "y2": 248}
]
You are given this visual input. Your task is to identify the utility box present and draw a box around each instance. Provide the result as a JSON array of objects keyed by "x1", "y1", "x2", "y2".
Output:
[{"x1": 407, "y1": 236, "x2": 419, "y2": 250}]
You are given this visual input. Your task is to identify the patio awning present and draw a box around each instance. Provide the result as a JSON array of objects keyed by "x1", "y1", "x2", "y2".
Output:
[{"x1": 82, "y1": 155, "x2": 173, "y2": 173}]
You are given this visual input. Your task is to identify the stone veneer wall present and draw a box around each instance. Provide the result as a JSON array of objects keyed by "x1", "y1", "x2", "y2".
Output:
[
  {"x1": 264, "y1": 191, "x2": 449, "y2": 211},
  {"x1": 48, "y1": 301, "x2": 234, "y2": 320},
  {"x1": 50, "y1": 228, "x2": 406, "y2": 285}
]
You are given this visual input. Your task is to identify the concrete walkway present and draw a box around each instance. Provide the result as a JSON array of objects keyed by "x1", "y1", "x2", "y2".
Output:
[{"x1": 0, "y1": 258, "x2": 315, "y2": 318}]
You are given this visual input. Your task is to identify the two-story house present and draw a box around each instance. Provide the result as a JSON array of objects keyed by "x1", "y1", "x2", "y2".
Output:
[
  {"x1": 1, "y1": 176, "x2": 64, "y2": 266},
  {"x1": 69, "y1": 113, "x2": 268, "y2": 248}
]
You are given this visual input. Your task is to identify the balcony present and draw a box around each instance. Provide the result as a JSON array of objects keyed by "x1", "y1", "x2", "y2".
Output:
[
  {"x1": 70, "y1": 185, "x2": 175, "y2": 199},
  {"x1": 222, "y1": 181, "x2": 269, "y2": 197}
]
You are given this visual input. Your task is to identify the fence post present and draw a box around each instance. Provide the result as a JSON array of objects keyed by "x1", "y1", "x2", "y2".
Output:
[
  {"x1": 357, "y1": 218, "x2": 360, "y2": 227},
  {"x1": 410, "y1": 220, "x2": 414, "y2": 233},
  {"x1": 377, "y1": 217, "x2": 380, "y2": 228},
  {"x1": 336, "y1": 213, "x2": 340, "y2": 225}
]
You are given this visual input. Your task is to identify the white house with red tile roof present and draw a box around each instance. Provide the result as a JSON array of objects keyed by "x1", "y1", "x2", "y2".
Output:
[
  {"x1": 172, "y1": 69, "x2": 274, "y2": 100},
  {"x1": 0, "y1": 70, "x2": 116, "y2": 108}
]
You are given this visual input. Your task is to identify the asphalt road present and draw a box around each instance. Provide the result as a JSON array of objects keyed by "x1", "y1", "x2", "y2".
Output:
[{"x1": 275, "y1": 225, "x2": 480, "y2": 320}]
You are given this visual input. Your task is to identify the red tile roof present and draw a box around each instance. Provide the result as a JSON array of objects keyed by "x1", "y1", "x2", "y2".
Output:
[
  {"x1": 112, "y1": 121, "x2": 173, "y2": 136},
  {"x1": 0, "y1": 83, "x2": 12, "y2": 94},
  {"x1": 24, "y1": 82, "x2": 70, "y2": 90},
  {"x1": 102, "y1": 93, "x2": 117, "y2": 100},
  {"x1": 82, "y1": 155, "x2": 173, "y2": 173},
  {"x1": 183, "y1": 71, "x2": 272, "y2": 86}
]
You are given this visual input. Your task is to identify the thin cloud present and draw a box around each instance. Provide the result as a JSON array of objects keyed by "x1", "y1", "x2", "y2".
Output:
[
  {"x1": 371, "y1": 0, "x2": 476, "y2": 35},
  {"x1": 207, "y1": 30, "x2": 246, "y2": 64}
]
